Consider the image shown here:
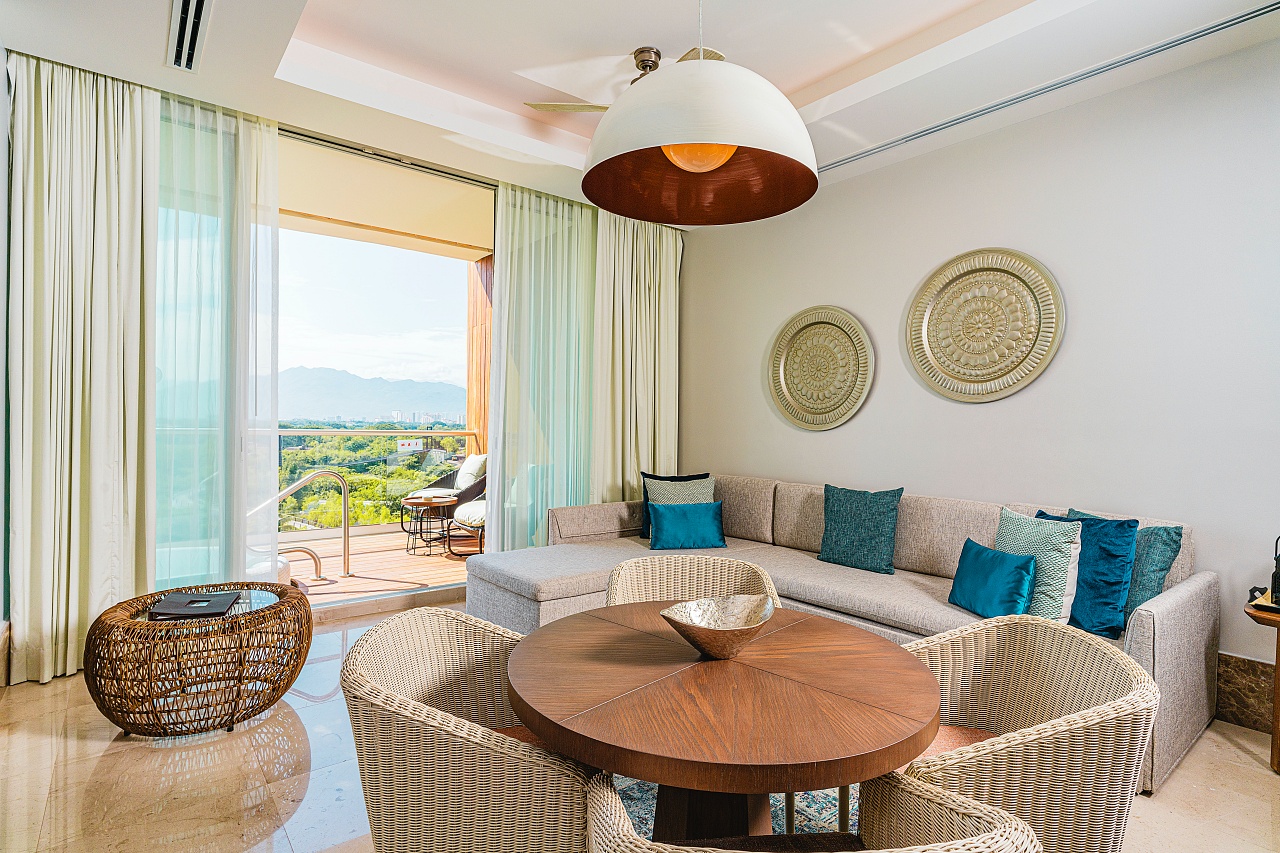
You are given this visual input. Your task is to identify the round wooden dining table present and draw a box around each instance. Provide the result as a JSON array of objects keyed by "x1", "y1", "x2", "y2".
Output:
[{"x1": 507, "y1": 601, "x2": 941, "y2": 842}]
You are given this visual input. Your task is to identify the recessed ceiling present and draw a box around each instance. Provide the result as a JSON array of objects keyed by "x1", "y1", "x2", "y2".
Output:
[
  {"x1": 2, "y1": 0, "x2": 1278, "y2": 201},
  {"x1": 291, "y1": 0, "x2": 991, "y2": 137}
]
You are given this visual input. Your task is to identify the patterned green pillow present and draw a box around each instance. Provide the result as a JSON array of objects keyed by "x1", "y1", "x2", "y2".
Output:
[
  {"x1": 642, "y1": 475, "x2": 716, "y2": 539},
  {"x1": 994, "y1": 508, "x2": 1082, "y2": 622},
  {"x1": 818, "y1": 485, "x2": 904, "y2": 574}
]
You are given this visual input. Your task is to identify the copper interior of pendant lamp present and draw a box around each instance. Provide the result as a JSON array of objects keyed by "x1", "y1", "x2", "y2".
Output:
[{"x1": 582, "y1": 145, "x2": 818, "y2": 226}]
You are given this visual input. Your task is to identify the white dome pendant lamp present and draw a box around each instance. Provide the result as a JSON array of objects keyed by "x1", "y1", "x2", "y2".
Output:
[{"x1": 582, "y1": 3, "x2": 817, "y2": 226}]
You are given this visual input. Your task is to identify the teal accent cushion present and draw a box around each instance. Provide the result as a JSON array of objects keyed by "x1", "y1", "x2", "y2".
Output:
[
  {"x1": 1037, "y1": 511, "x2": 1137, "y2": 639},
  {"x1": 818, "y1": 485, "x2": 904, "y2": 574},
  {"x1": 641, "y1": 473, "x2": 713, "y2": 538},
  {"x1": 649, "y1": 501, "x2": 726, "y2": 550},
  {"x1": 1067, "y1": 509, "x2": 1183, "y2": 623},
  {"x1": 948, "y1": 538, "x2": 1036, "y2": 619},
  {"x1": 994, "y1": 508, "x2": 1082, "y2": 622}
]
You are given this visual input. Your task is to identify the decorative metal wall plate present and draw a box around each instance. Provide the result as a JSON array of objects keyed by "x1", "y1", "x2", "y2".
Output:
[
  {"x1": 769, "y1": 306, "x2": 874, "y2": 431},
  {"x1": 907, "y1": 248, "x2": 1064, "y2": 403}
]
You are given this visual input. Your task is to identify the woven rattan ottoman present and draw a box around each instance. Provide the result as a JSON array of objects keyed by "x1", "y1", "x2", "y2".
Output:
[{"x1": 83, "y1": 582, "x2": 312, "y2": 737}]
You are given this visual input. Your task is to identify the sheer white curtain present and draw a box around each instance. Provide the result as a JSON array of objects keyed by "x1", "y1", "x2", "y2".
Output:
[
  {"x1": 155, "y1": 94, "x2": 279, "y2": 589},
  {"x1": 590, "y1": 212, "x2": 683, "y2": 503},
  {"x1": 488, "y1": 184, "x2": 597, "y2": 550},
  {"x1": 6, "y1": 54, "x2": 158, "y2": 683}
]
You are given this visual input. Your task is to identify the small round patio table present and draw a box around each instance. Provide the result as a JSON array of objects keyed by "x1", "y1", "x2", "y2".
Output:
[
  {"x1": 507, "y1": 601, "x2": 941, "y2": 842},
  {"x1": 400, "y1": 495, "x2": 457, "y2": 555}
]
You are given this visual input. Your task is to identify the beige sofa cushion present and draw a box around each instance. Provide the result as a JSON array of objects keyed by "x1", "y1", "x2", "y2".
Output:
[
  {"x1": 893, "y1": 495, "x2": 1005, "y2": 579},
  {"x1": 773, "y1": 482, "x2": 824, "y2": 552},
  {"x1": 750, "y1": 546, "x2": 977, "y2": 638},
  {"x1": 712, "y1": 475, "x2": 778, "y2": 544}
]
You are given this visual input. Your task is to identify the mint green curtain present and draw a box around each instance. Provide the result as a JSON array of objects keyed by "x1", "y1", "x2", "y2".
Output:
[
  {"x1": 155, "y1": 94, "x2": 278, "y2": 588},
  {"x1": 488, "y1": 184, "x2": 597, "y2": 550}
]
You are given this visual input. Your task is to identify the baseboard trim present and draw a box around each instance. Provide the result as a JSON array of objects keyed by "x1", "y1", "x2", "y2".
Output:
[
  {"x1": 1216, "y1": 652, "x2": 1273, "y2": 733},
  {"x1": 0, "y1": 621, "x2": 9, "y2": 687},
  {"x1": 308, "y1": 584, "x2": 466, "y2": 625}
]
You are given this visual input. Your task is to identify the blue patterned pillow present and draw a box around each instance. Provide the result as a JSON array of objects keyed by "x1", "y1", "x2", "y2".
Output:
[{"x1": 818, "y1": 485, "x2": 904, "y2": 574}]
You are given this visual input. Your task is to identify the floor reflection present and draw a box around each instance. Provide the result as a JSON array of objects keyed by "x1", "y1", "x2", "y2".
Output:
[{"x1": 49, "y1": 704, "x2": 309, "y2": 851}]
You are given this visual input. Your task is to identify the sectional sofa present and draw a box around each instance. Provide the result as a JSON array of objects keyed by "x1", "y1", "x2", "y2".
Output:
[{"x1": 467, "y1": 474, "x2": 1219, "y2": 793}]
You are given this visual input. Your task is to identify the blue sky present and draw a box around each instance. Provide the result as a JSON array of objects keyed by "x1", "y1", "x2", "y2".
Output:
[{"x1": 279, "y1": 229, "x2": 469, "y2": 386}]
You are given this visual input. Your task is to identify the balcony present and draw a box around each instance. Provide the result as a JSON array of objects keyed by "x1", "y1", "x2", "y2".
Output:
[{"x1": 277, "y1": 428, "x2": 479, "y2": 608}]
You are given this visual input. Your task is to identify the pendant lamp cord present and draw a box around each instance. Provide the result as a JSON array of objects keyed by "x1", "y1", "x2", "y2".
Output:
[{"x1": 698, "y1": 0, "x2": 704, "y2": 60}]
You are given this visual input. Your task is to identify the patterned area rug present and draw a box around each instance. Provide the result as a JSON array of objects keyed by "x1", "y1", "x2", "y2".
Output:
[{"x1": 615, "y1": 777, "x2": 860, "y2": 839}]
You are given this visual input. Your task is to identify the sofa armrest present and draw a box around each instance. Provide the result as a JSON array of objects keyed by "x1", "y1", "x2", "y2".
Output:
[
  {"x1": 1125, "y1": 570, "x2": 1219, "y2": 791},
  {"x1": 546, "y1": 502, "x2": 643, "y2": 545}
]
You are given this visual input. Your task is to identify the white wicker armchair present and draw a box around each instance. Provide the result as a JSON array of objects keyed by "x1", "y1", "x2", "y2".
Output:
[
  {"x1": 585, "y1": 772, "x2": 1042, "y2": 853},
  {"x1": 904, "y1": 615, "x2": 1160, "y2": 853},
  {"x1": 341, "y1": 607, "x2": 593, "y2": 853},
  {"x1": 606, "y1": 555, "x2": 781, "y2": 607}
]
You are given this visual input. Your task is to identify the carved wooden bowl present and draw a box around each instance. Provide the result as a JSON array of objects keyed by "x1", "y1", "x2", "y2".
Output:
[{"x1": 660, "y1": 594, "x2": 775, "y2": 660}]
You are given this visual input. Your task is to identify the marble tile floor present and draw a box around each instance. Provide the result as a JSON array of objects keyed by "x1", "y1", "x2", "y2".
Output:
[{"x1": 2, "y1": 609, "x2": 1277, "y2": 853}]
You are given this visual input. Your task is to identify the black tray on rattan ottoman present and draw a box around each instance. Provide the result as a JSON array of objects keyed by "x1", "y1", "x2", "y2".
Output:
[{"x1": 83, "y1": 582, "x2": 312, "y2": 737}]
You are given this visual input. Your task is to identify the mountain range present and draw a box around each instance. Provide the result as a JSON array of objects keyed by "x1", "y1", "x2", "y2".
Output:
[{"x1": 278, "y1": 366, "x2": 466, "y2": 422}]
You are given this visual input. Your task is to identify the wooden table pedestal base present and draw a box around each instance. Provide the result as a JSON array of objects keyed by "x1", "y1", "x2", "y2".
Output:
[{"x1": 653, "y1": 786, "x2": 773, "y2": 843}]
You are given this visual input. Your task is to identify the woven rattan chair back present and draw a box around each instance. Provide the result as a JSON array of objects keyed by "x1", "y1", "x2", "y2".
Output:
[
  {"x1": 905, "y1": 615, "x2": 1160, "y2": 853},
  {"x1": 341, "y1": 607, "x2": 591, "y2": 853},
  {"x1": 605, "y1": 555, "x2": 781, "y2": 607},
  {"x1": 585, "y1": 771, "x2": 1042, "y2": 853}
]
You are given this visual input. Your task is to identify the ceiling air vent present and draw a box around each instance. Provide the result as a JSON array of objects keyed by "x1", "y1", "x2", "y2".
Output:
[{"x1": 166, "y1": 0, "x2": 212, "y2": 73}]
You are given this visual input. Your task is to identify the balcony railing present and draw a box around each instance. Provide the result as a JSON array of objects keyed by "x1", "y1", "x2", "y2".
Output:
[{"x1": 277, "y1": 429, "x2": 477, "y2": 534}]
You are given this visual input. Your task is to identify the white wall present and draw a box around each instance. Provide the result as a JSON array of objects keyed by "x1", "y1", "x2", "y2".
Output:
[{"x1": 679, "y1": 38, "x2": 1280, "y2": 663}]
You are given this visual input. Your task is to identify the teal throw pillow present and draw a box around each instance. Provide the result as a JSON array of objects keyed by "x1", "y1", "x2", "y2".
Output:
[
  {"x1": 994, "y1": 508, "x2": 1081, "y2": 622},
  {"x1": 819, "y1": 485, "x2": 904, "y2": 574},
  {"x1": 1067, "y1": 509, "x2": 1183, "y2": 623},
  {"x1": 1037, "y1": 511, "x2": 1137, "y2": 639},
  {"x1": 641, "y1": 473, "x2": 714, "y2": 538},
  {"x1": 949, "y1": 538, "x2": 1036, "y2": 619},
  {"x1": 649, "y1": 501, "x2": 726, "y2": 550}
]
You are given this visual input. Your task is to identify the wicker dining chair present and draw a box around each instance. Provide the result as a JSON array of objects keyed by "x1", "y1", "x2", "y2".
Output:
[
  {"x1": 341, "y1": 607, "x2": 593, "y2": 853},
  {"x1": 584, "y1": 771, "x2": 1042, "y2": 853},
  {"x1": 903, "y1": 615, "x2": 1160, "y2": 853},
  {"x1": 605, "y1": 555, "x2": 781, "y2": 608}
]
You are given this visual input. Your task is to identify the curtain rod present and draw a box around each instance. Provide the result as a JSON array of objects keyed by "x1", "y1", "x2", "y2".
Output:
[{"x1": 278, "y1": 126, "x2": 498, "y2": 191}]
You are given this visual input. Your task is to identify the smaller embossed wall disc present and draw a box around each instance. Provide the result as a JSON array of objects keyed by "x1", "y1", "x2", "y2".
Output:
[
  {"x1": 907, "y1": 248, "x2": 1065, "y2": 403},
  {"x1": 769, "y1": 306, "x2": 874, "y2": 431}
]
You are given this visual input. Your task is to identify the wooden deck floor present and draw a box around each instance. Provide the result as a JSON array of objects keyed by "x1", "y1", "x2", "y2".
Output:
[{"x1": 284, "y1": 529, "x2": 471, "y2": 606}]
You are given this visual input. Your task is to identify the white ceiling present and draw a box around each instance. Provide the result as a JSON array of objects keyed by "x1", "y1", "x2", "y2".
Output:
[{"x1": 3, "y1": 0, "x2": 1279, "y2": 202}]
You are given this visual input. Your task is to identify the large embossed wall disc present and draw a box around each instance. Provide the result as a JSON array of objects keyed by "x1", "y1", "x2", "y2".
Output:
[
  {"x1": 769, "y1": 306, "x2": 874, "y2": 430},
  {"x1": 907, "y1": 248, "x2": 1064, "y2": 403}
]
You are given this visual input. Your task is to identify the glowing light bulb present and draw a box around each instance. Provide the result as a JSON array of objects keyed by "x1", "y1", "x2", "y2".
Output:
[{"x1": 661, "y1": 143, "x2": 738, "y2": 173}]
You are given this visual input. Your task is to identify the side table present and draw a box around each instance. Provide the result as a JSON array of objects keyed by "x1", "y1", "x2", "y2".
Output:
[
  {"x1": 401, "y1": 495, "x2": 457, "y2": 555},
  {"x1": 1244, "y1": 602, "x2": 1280, "y2": 773},
  {"x1": 83, "y1": 582, "x2": 312, "y2": 737}
]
